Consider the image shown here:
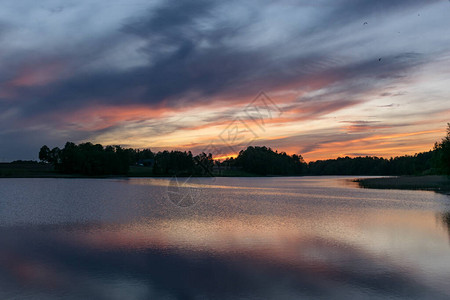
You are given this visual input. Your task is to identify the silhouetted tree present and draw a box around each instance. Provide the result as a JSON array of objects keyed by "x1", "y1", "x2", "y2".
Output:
[
  {"x1": 234, "y1": 146, "x2": 306, "y2": 175},
  {"x1": 38, "y1": 145, "x2": 51, "y2": 163},
  {"x1": 194, "y1": 152, "x2": 214, "y2": 175},
  {"x1": 38, "y1": 141, "x2": 133, "y2": 175},
  {"x1": 153, "y1": 150, "x2": 195, "y2": 175},
  {"x1": 433, "y1": 123, "x2": 450, "y2": 175}
]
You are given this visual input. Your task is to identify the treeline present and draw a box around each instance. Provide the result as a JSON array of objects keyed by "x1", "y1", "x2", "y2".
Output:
[
  {"x1": 224, "y1": 146, "x2": 306, "y2": 175},
  {"x1": 223, "y1": 147, "x2": 442, "y2": 176},
  {"x1": 153, "y1": 151, "x2": 213, "y2": 176},
  {"x1": 38, "y1": 142, "x2": 214, "y2": 176},
  {"x1": 39, "y1": 142, "x2": 133, "y2": 175},
  {"x1": 38, "y1": 123, "x2": 450, "y2": 176},
  {"x1": 433, "y1": 123, "x2": 450, "y2": 175},
  {"x1": 306, "y1": 151, "x2": 435, "y2": 176}
]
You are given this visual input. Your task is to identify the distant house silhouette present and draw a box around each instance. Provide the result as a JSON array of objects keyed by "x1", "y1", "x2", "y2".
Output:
[{"x1": 137, "y1": 159, "x2": 154, "y2": 167}]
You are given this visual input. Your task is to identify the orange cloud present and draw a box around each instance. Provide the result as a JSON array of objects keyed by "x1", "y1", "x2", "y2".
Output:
[
  {"x1": 6, "y1": 61, "x2": 65, "y2": 88},
  {"x1": 302, "y1": 129, "x2": 442, "y2": 161}
]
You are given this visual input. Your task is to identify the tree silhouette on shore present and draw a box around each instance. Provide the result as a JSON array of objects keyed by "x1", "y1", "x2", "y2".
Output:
[{"x1": 38, "y1": 123, "x2": 450, "y2": 176}]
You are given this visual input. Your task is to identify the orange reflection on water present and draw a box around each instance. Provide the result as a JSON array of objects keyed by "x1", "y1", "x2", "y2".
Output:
[{"x1": 67, "y1": 208, "x2": 450, "y2": 276}]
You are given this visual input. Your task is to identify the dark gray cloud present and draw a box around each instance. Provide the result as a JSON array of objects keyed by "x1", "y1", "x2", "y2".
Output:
[{"x1": 5, "y1": 0, "x2": 432, "y2": 116}]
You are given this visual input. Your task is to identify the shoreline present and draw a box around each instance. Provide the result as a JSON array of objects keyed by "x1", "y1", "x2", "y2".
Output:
[
  {"x1": 2, "y1": 163, "x2": 450, "y2": 195},
  {"x1": 355, "y1": 176, "x2": 450, "y2": 194}
]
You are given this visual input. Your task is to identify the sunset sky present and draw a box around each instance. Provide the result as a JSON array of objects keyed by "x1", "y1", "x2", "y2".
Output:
[{"x1": 1, "y1": 0, "x2": 450, "y2": 162}]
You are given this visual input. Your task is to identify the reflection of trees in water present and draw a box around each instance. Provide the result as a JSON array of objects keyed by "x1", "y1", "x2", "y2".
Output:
[{"x1": 440, "y1": 212, "x2": 450, "y2": 242}]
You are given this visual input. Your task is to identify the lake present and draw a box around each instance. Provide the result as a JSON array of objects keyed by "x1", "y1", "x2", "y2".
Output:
[{"x1": 1, "y1": 176, "x2": 450, "y2": 299}]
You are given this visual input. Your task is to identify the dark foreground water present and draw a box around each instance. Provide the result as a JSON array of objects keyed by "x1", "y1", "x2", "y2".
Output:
[{"x1": 1, "y1": 176, "x2": 450, "y2": 299}]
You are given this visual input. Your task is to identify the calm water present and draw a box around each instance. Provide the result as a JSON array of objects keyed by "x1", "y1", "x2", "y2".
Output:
[{"x1": 1, "y1": 176, "x2": 450, "y2": 299}]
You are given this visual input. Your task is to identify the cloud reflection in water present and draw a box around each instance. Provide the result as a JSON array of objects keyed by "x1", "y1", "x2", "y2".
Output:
[{"x1": 1, "y1": 177, "x2": 450, "y2": 299}]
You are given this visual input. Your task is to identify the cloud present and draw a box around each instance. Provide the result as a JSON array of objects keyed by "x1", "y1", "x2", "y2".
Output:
[
  {"x1": 3, "y1": 1, "x2": 430, "y2": 115},
  {"x1": 339, "y1": 120, "x2": 411, "y2": 133},
  {"x1": 1, "y1": 0, "x2": 450, "y2": 160}
]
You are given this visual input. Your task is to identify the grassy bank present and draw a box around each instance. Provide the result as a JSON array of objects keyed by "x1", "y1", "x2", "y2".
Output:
[
  {"x1": 0, "y1": 163, "x2": 111, "y2": 178},
  {"x1": 356, "y1": 176, "x2": 450, "y2": 194},
  {"x1": 0, "y1": 162, "x2": 58, "y2": 178},
  {"x1": 0, "y1": 163, "x2": 258, "y2": 178}
]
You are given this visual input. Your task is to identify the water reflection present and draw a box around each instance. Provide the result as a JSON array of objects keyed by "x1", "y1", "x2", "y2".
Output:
[
  {"x1": 2, "y1": 211, "x2": 450, "y2": 299},
  {"x1": 1, "y1": 177, "x2": 450, "y2": 299},
  {"x1": 439, "y1": 212, "x2": 450, "y2": 243}
]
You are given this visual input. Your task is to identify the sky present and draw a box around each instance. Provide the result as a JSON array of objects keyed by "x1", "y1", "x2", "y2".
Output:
[{"x1": 1, "y1": 0, "x2": 450, "y2": 162}]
